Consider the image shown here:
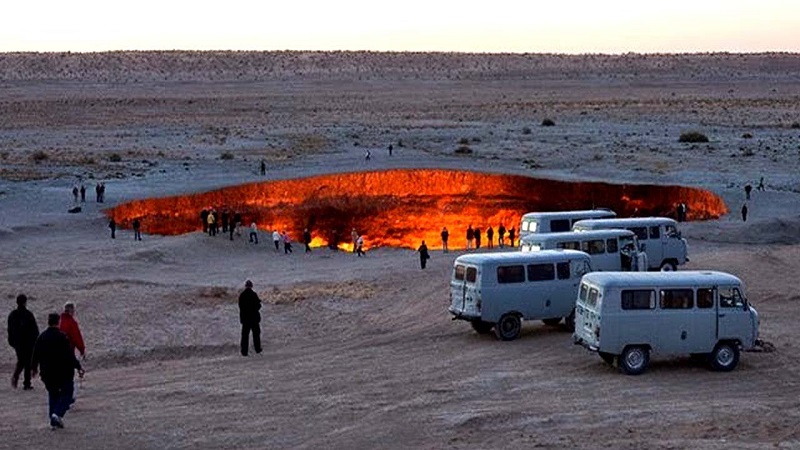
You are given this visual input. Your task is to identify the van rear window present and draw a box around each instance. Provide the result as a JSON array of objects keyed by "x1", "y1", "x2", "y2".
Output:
[
  {"x1": 579, "y1": 283, "x2": 589, "y2": 303},
  {"x1": 454, "y1": 265, "x2": 465, "y2": 280},
  {"x1": 466, "y1": 267, "x2": 477, "y2": 283},
  {"x1": 660, "y1": 289, "x2": 694, "y2": 309},
  {"x1": 497, "y1": 265, "x2": 525, "y2": 284},
  {"x1": 527, "y1": 263, "x2": 555, "y2": 281},
  {"x1": 550, "y1": 219, "x2": 571, "y2": 232},
  {"x1": 621, "y1": 290, "x2": 655, "y2": 310},
  {"x1": 587, "y1": 288, "x2": 599, "y2": 307}
]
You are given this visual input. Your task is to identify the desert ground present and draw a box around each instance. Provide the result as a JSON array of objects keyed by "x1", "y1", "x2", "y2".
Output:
[{"x1": 1, "y1": 52, "x2": 800, "y2": 449}]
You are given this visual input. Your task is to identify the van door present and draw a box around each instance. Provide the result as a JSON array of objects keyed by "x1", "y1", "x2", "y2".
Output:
[
  {"x1": 716, "y1": 285, "x2": 753, "y2": 345},
  {"x1": 648, "y1": 225, "x2": 664, "y2": 268},
  {"x1": 691, "y1": 288, "x2": 717, "y2": 353},
  {"x1": 450, "y1": 264, "x2": 479, "y2": 318}
]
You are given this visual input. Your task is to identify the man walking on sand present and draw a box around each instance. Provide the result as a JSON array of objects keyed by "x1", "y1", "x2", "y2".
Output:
[
  {"x1": 238, "y1": 280, "x2": 262, "y2": 356},
  {"x1": 272, "y1": 229, "x2": 281, "y2": 251},
  {"x1": 31, "y1": 313, "x2": 84, "y2": 429},
  {"x1": 418, "y1": 240, "x2": 431, "y2": 269},
  {"x1": 8, "y1": 294, "x2": 39, "y2": 390},
  {"x1": 59, "y1": 302, "x2": 85, "y2": 360}
]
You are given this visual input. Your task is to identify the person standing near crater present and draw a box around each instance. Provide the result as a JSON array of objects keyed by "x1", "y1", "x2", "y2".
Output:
[
  {"x1": 486, "y1": 226, "x2": 494, "y2": 249},
  {"x1": 440, "y1": 227, "x2": 449, "y2": 253},
  {"x1": 466, "y1": 225, "x2": 474, "y2": 250},
  {"x1": 238, "y1": 280, "x2": 262, "y2": 356},
  {"x1": 498, "y1": 224, "x2": 506, "y2": 247},
  {"x1": 474, "y1": 227, "x2": 482, "y2": 249},
  {"x1": 303, "y1": 228, "x2": 312, "y2": 253},
  {"x1": 132, "y1": 218, "x2": 142, "y2": 241},
  {"x1": 417, "y1": 240, "x2": 430, "y2": 269}
]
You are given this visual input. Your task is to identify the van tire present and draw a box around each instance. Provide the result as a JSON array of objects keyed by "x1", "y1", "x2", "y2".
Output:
[
  {"x1": 619, "y1": 346, "x2": 649, "y2": 375},
  {"x1": 495, "y1": 314, "x2": 522, "y2": 341},
  {"x1": 542, "y1": 318, "x2": 562, "y2": 326},
  {"x1": 599, "y1": 352, "x2": 615, "y2": 366},
  {"x1": 564, "y1": 309, "x2": 576, "y2": 332},
  {"x1": 709, "y1": 342, "x2": 740, "y2": 372},
  {"x1": 659, "y1": 260, "x2": 677, "y2": 271},
  {"x1": 470, "y1": 320, "x2": 494, "y2": 335}
]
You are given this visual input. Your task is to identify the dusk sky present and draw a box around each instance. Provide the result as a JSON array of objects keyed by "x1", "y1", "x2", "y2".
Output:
[{"x1": 4, "y1": 0, "x2": 799, "y2": 53}]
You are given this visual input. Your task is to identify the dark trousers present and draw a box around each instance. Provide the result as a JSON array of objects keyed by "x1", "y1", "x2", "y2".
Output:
[
  {"x1": 274, "y1": 240, "x2": 280, "y2": 250},
  {"x1": 305, "y1": 243, "x2": 311, "y2": 253},
  {"x1": 134, "y1": 230, "x2": 142, "y2": 240},
  {"x1": 46, "y1": 380, "x2": 74, "y2": 418},
  {"x1": 241, "y1": 323, "x2": 262, "y2": 356},
  {"x1": 420, "y1": 256, "x2": 428, "y2": 269},
  {"x1": 13, "y1": 347, "x2": 33, "y2": 388}
]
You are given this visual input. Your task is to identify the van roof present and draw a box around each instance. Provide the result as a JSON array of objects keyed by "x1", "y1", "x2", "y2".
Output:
[
  {"x1": 573, "y1": 217, "x2": 677, "y2": 228},
  {"x1": 454, "y1": 249, "x2": 590, "y2": 265},
  {"x1": 582, "y1": 271, "x2": 742, "y2": 288},
  {"x1": 520, "y1": 228, "x2": 634, "y2": 244},
  {"x1": 521, "y1": 209, "x2": 615, "y2": 220}
]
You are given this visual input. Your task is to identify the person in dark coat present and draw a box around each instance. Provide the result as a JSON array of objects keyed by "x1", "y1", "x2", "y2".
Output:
[
  {"x1": 440, "y1": 227, "x2": 449, "y2": 253},
  {"x1": 741, "y1": 203, "x2": 748, "y2": 222},
  {"x1": 303, "y1": 228, "x2": 312, "y2": 253},
  {"x1": 466, "y1": 225, "x2": 474, "y2": 250},
  {"x1": 486, "y1": 226, "x2": 494, "y2": 249},
  {"x1": 417, "y1": 240, "x2": 431, "y2": 269},
  {"x1": 498, "y1": 224, "x2": 506, "y2": 247},
  {"x1": 31, "y1": 313, "x2": 84, "y2": 429},
  {"x1": 7, "y1": 294, "x2": 39, "y2": 390},
  {"x1": 132, "y1": 218, "x2": 142, "y2": 241},
  {"x1": 108, "y1": 219, "x2": 116, "y2": 239},
  {"x1": 238, "y1": 280, "x2": 262, "y2": 356},
  {"x1": 79, "y1": 184, "x2": 86, "y2": 202},
  {"x1": 508, "y1": 227, "x2": 516, "y2": 248},
  {"x1": 474, "y1": 227, "x2": 482, "y2": 249},
  {"x1": 200, "y1": 209, "x2": 209, "y2": 233}
]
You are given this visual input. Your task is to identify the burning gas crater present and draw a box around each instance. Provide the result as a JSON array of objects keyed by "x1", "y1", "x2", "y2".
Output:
[{"x1": 107, "y1": 169, "x2": 727, "y2": 250}]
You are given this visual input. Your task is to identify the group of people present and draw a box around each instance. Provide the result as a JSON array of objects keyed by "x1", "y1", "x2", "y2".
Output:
[
  {"x1": 71, "y1": 182, "x2": 106, "y2": 204},
  {"x1": 7, "y1": 295, "x2": 86, "y2": 429},
  {"x1": 460, "y1": 224, "x2": 516, "y2": 251},
  {"x1": 741, "y1": 177, "x2": 765, "y2": 222},
  {"x1": 200, "y1": 208, "x2": 244, "y2": 240}
]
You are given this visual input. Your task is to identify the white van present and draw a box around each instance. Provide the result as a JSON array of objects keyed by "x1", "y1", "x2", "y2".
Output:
[
  {"x1": 573, "y1": 271, "x2": 759, "y2": 375},
  {"x1": 572, "y1": 217, "x2": 687, "y2": 271},
  {"x1": 519, "y1": 209, "x2": 616, "y2": 238},
  {"x1": 449, "y1": 250, "x2": 592, "y2": 340},
  {"x1": 519, "y1": 229, "x2": 643, "y2": 272}
]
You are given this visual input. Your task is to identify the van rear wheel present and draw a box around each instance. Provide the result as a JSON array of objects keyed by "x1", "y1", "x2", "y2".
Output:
[
  {"x1": 542, "y1": 318, "x2": 562, "y2": 326},
  {"x1": 619, "y1": 346, "x2": 649, "y2": 375},
  {"x1": 659, "y1": 260, "x2": 677, "y2": 271},
  {"x1": 709, "y1": 342, "x2": 740, "y2": 372},
  {"x1": 470, "y1": 320, "x2": 494, "y2": 335},
  {"x1": 495, "y1": 314, "x2": 522, "y2": 341}
]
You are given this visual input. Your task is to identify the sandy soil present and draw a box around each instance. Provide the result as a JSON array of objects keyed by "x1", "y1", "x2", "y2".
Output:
[{"x1": 1, "y1": 52, "x2": 800, "y2": 449}]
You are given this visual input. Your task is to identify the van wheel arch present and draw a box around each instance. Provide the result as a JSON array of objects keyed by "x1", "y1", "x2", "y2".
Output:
[
  {"x1": 470, "y1": 320, "x2": 494, "y2": 335},
  {"x1": 619, "y1": 345, "x2": 650, "y2": 375},
  {"x1": 659, "y1": 260, "x2": 678, "y2": 271},
  {"x1": 709, "y1": 341, "x2": 740, "y2": 372},
  {"x1": 495, "y1": 313, "x2": 522, "y2": 341}
]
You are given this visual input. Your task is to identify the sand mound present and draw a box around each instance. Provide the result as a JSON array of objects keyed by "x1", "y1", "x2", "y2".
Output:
[
  {"x1": 269, "y1": 280, "x2": 376, "y2": 305},
  {"x1": 690, "y1": 216, "x2": 800, "y2": 245}
]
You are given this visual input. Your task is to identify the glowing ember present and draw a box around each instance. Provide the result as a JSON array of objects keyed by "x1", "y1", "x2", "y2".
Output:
[{"x1": 106, "y1": 169, "x2": 727, "y2": 250}]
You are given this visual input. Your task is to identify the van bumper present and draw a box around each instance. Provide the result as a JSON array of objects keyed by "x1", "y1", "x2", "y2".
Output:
[
  {"x1": 573, "y1": 336, "x2": 599, "y2": 352},
  {"x1": 449, "y1": 308, "x2": 479, "y2": 322}
]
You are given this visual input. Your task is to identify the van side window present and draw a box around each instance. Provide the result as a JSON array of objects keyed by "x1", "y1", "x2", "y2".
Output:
[
  {"x1": 719, "y1": 286, "x2": 744, "y2": 308},
  {"x1": 621, "y1": 290, "x2": 655, "y2": 310},
  {"x1": 551, "y1": 219, "x2": 570, "y2": 232},
  {"x1": 629, "y1": 227, "x2": 648, "y2": 240},
  {"x1": 497, "y1": 265, "x2": 525, "y2": 284},
  {"x1": 585, "y1": 239, "x2": 605, "y2": 255},
  {"x1": 572, "y1": 260, "x2": 590, "y2": 277},
  {"x1": 556, "y1": 262, "x2": 570, "y2": 280},
  {"x1": 660, "y1": 289, "x2": 694, "y2": 309},
  {"x1": 649, "y1": 226, "x2": 661, "y2": 239},
  {"x1": 606, "y1": 238, "x2": 618, "y2": 253},
  {"x1": 697, "y1": 288, "x2": 714, "y2": 308},
  {"x1": 558, "y1": 241, "x2": 580, "y2": 250},
  {"x1": 665, "y1": 225, "x2": 678, "y2": 237},
  {"x1": 527, "y1": 263, "x2": 555, "y2": 282},
  {"x1": 465, "y1": 267, "x2": 477, "y2": 283},
  {"x1": 454, "y1": 265, "x2": 465, "y2": 281}
]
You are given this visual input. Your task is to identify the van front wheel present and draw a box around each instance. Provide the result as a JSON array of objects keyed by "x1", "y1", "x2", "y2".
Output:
[
  {"x1": 659, "y1": 260, "x2": 677, "y2": 271},
  {"x1": 619, "y1": 346, "x2": 650, "y2": 375},
  {"x1": 470, "y1": 320, "x2": 494, "y2": 335},
  {"x1": 495, "y1": 314, "x2": 522, "y2": 341},
  {"x1": 709, "y1": 342, "x2": 740, "y2": 372}
]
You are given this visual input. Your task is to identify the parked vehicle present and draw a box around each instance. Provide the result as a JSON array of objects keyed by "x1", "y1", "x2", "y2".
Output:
[
  {"x1": 519, "y1": 229, "x2": 644, "y2": 271},
  {"x1": 572, "y1": 217, "x2": 687, "y2": 271},
  {"x1": 573, "y1": 271, "x2": 759, "y2": 375},
  {"x1": 449, "y1": 250, "x2": 592, "y2": 340},
  {"x1": 518, "y1": 209, "x2": 616, "y2": 238}
]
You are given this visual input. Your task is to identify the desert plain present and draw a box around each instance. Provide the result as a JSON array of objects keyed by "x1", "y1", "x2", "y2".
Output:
[{"x1": 1, "y1": 52, "x2": 800, "y2": 449}]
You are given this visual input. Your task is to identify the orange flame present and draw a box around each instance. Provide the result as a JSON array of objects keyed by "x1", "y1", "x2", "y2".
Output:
[{"x1": 106, "y1": 169, "x2": 728, "y2": 250}]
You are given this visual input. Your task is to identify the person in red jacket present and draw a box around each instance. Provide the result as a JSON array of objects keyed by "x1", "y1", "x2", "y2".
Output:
[{"x1": 59, "y1": 302, "x2": 85, "y2": 359}]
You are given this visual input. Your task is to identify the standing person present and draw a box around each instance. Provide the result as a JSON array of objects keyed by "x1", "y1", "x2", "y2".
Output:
[
  {"x1": 221, "y1": 210, "x2": 229, "y2": 234},
  {"x1": 71, "y1": 186, "x2": 78, "y2": 203},
  {"x1": 365, "y1": 149, "x2": 371, "y2": 161},
  {"x1": 417, "y1": 240, "x2": 430, "y2": 269},
  {"x1": 238, "y1": 280, "x2": 262, "y2": 356},
  {"x1": 466, "y1": 225, "x2": 474, "y2": 250},
  {"x1": 31, "y1": 313, "x2": 84, "y2": 429},
  {"x1": 509, "y1": 227, "x2": 516, "y2": 248},
  {"x1": 79, "y1": 184, "x2": 86, "y2": 203},
  {"x1": 356, "y1": 235, "x2": 365, "y2": 257},
  {"x1": 486, "y1": 226, "x2": 494, "y2": 249},
  {"x1": 744, "y1": 183, "x2": 752, "y2": 200},
  {"x1": 260, "y1": 160, "x2": 266, "y2": 176},
  {"x1": 388, "y1": 143, "x2": 393, "y2": 156},
  {"x1": 272, "y1": 229, "x2": 281, "y2": 251},
  {"x1": 59, "y1": 302, "x2": 85, "y2": 360},
  {"x1": 207, "y1": 210, "x2": 216, "y2": 236},
  {"x1": 132, "y1": 218, "x2": 142, "y2": 241},
  {"x1": 757, "y1": 176, "x2": 765, "y2": 191},
  {"x1": 303, "y1": 228, "x2": 312, "y2": 253},
  {"x1": 200, "y1": 209, "x2": 209, "y2": 233},
  {"x1": 440, "y1": 227, "x2": 449, "y2": 253},
  {"x1": 7, "y1": 294, "x2": 39, "y2": 390},
  {"x1": 98, "y1": 182, "x2": 105, "y2": 203},
  {"x1": 351, "y1": 228, "x2": 359, "y2": 253},
  {"x1": 474, "y1": 227, "x2": 482, "y2": 249},
  {"x1": 95, "y1": 183, "x2": 102, "y2": 203},
  {"x1": 282, "y1": 231, "x2": 293, "y2": 254},
  {"x1": 498, "y1": 224, "x2": 506, "y2": 248},
  {"x1": 233, "y1": 212, "x2": 242, "y2": 237},
  {"x1": 741, "y1": 203, "x2": 748, "y2": 222},
  {"x1": 108, "y1": 218, "x2": 116, "y2": 239},
  {"x1": 249, "y1": 222, "x2": 259, "y2": 244}
]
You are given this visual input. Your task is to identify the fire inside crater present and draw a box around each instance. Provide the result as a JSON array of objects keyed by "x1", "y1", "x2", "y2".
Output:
[{"x1": 107, "y1": 169, "x2": 727, "y2": 250}]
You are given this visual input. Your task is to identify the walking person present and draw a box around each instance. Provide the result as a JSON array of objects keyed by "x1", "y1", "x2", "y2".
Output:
[
  {"x1": 440, "y1": 227, "x2": 449, "y2": 253},
  {"x1": 238, "y1": 280, "x2": 262, "y2": 356},
  {"x1": 356, "y1": 235, "x2": 365, "y2": 257},
  {"x1": 260, "y1": 160, "x2": 266, "y2": 176},
  {"x1": 282, "y1": 231, "x2": 293, "y2": 254},
  {"x1": 351, "y1": 228, "x2": 359, "y2": 253},
  {"x1": 741, "y1": 203, "x2": 748, "y2": 222},
  {"x1": 486, "y1": 226, "x2": 494, "y2": 249},
  {"x1": 417, "y1": 240, "x2": 431, "y2": 269},
  {"x1": 31, "y1": 313, "x2": 84, "y2": 429},
  {"x1": 71, "y1": 186, "x2": 78, "y2": 203},
  {"x1": 757, "y1": 176, "x2": 765, "y2": 191},
  {"x1": 303, "y1": 228, "x2": 312, "y2": 253},
  {"x1": 744, "y1": 183, "x2": 752, "y2": 201},
  {"x1": 272, "y1": 230, "x2": 281, "y2": 251},
  {"x1": 249, "y1": 222, "x2": 259, "y2": 244},
  {"x1": 132, "y1": 218, "x2": 142, "y2": 241},
  {"x1": 108, "y1": 219, "x2": 116, "y2": 239},
  {"x1": 95, "y1": 184, "x2": 102, "y2": 203},
  {"x1": 79, "y1": 184, "x2": 86, "y2": 203},
  {"x1": 7, "y1": 294, "x2": 39, "y2": 390},
  {"x1": 59, "y1": 302, "x2": 86, "y2": 360}
]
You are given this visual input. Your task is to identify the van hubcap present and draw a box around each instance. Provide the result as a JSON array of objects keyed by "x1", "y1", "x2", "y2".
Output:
[
  {"x1": 625, "y1": 349, "x2": 644, "y2": 369},
  {"x1": 716, "y1": 346, "x2": 734, "y2": 366}
]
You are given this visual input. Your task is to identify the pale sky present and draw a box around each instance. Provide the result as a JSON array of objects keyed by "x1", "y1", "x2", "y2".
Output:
[{"x1": 3, "y1": 0, "x2": 799, "y2": 53}]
